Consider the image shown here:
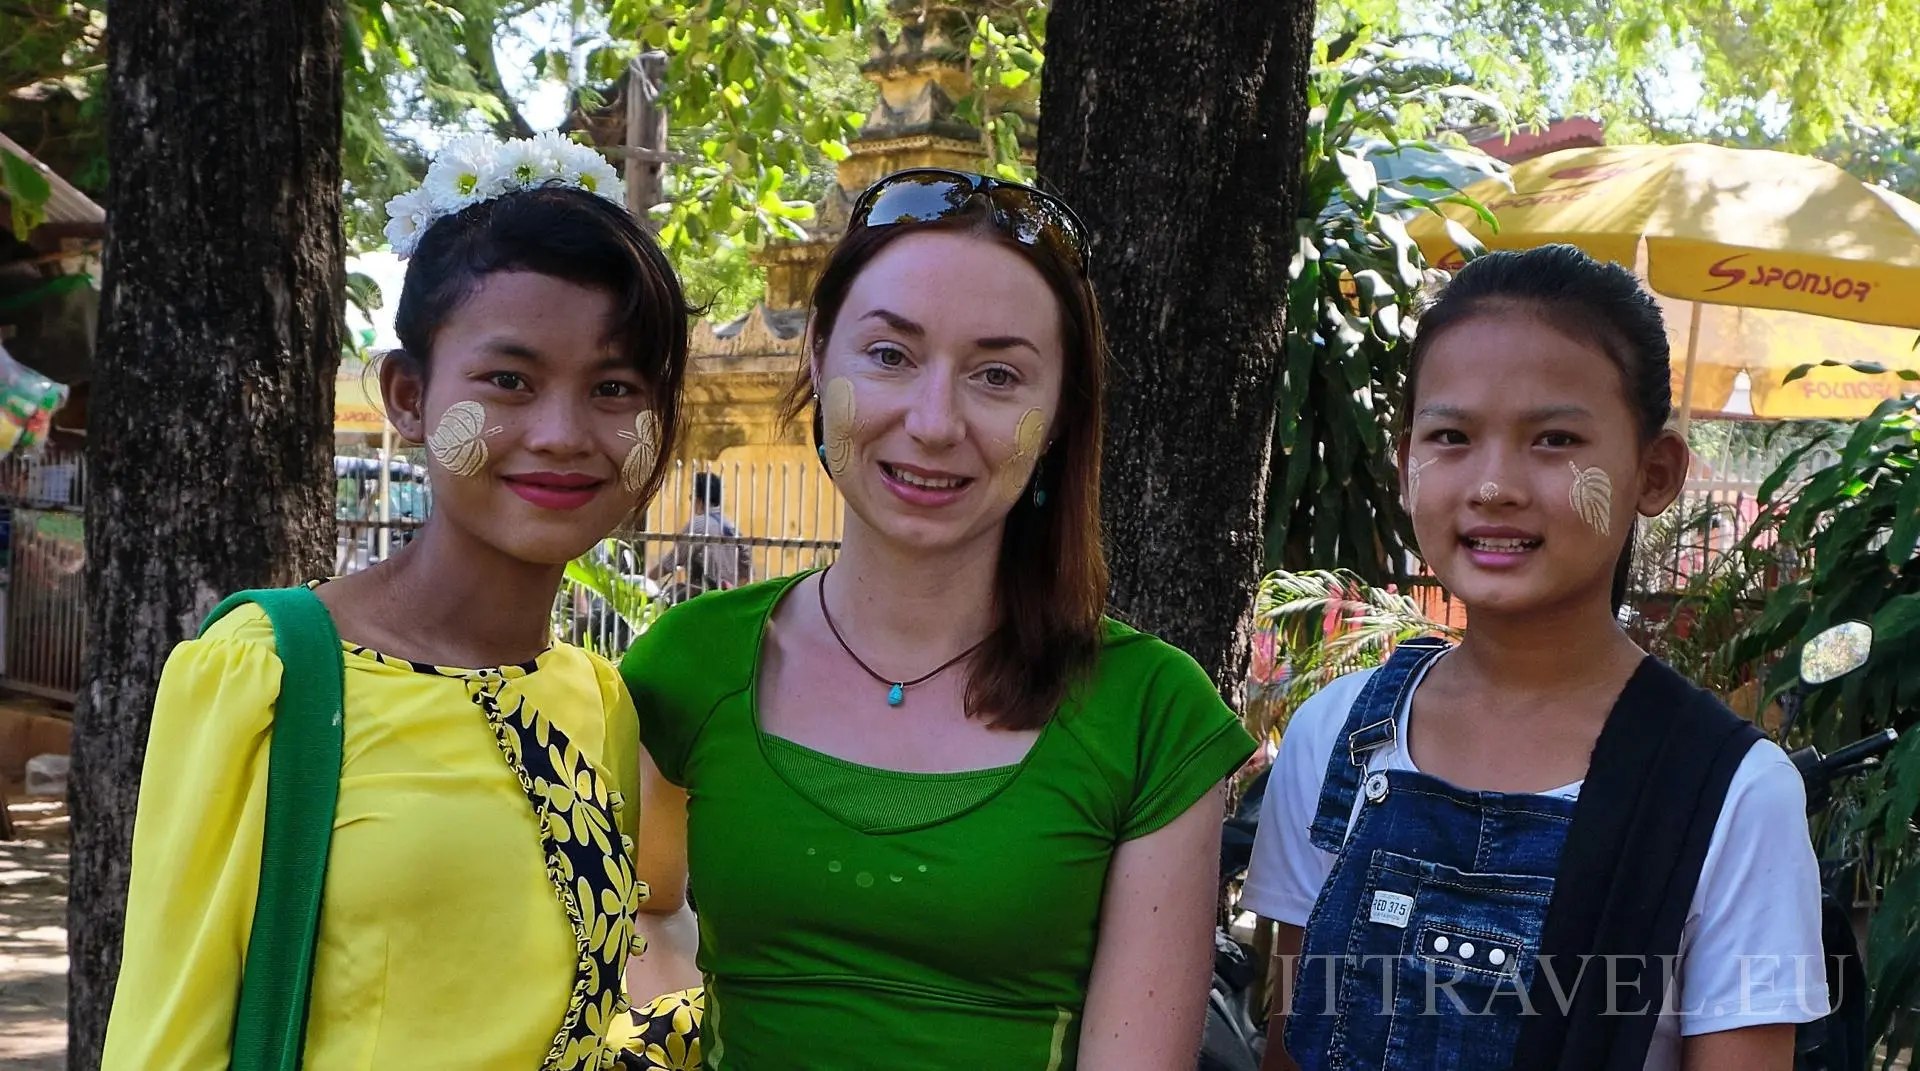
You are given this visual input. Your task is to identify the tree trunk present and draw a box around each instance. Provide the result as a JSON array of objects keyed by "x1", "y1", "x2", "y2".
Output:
[
  {"x1": 1037, "y1": 0, "x2": 1316, "y2": 703},
  {"x1": 68, "y1": 3, "x2": 342, "y2": 1065}
]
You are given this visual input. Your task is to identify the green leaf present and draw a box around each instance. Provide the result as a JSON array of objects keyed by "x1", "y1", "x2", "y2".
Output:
[
  {"x1": 0, "y1": 149, "x2": 53, "y2": 241},
  {"x1": 1290, "y1": 247, "x2": 1320, "y2": 309},
  {"x1": 1440, "y1": 192, "x2": 1501, "y2": 231},
  {"x1": 1875, "y1": 595, "x2": 1920, "y2": 648},
  {"x1": 1343, "y1": 487, "x2": 1382, "y2": 572},
  {"x1": 1892, "y1": 476, "x2": 1920, "y2": 565},
  {"x1": 344, "y1": 270, "x2": 384, "y2": 320},
  {"x1": 1787, "y1": 358, "x2": 1920, "y2": 385},
  {"x1": 1871, "y1": 734, "x2": 1920, "y2": 842},
  {"x1": 1282, "y1": 393, "x2": 1318, "y2": 505},
  {"x1": 1323, "y1": 78, "x2": 1361, "y2": 147},
  {"x1": 1442, "y1": 218, "x2": 1486, "y2": 260},
  {"x1": 1757, "y1": 437, "x2": 1830, "y2": 506},
  {"x1": 1350, "y1": 268, "x2": 1393, "y2": 305},
  {"x1": 1436, "y1": 83, "x2": 1506, "y2": 113},
  {"x1": 1324, "y1": 302, "x2": 1368, "y2": 350},
  {"x1": 1373, "y1": 214, "x2": 1421, "y2": 288},
  {"x1": 725, "y1": 44, "x2": 753, "y2": 85},
  {"x1": 1334, "y1": 150, "x2": 1378, "y2": 207},
  {"x1": 1839, "y1": 406, "x2": 1895, "y2": 477}
]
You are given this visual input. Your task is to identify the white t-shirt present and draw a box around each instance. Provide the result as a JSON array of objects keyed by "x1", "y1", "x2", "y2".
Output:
[{"x1": 1242, "y1": 664, "x2": 1831, "y2": 1071}]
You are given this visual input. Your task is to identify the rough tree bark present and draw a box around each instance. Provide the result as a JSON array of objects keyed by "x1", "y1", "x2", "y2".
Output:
[
  {"x1": 68, "y1": 3, "x2": 342, "y2": 1065},
  {"x1": 1037, "y1": 0, "x2": 1317, "y2": 701}
]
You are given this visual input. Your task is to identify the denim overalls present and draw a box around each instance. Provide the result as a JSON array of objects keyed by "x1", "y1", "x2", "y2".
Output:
[{"x1": 1285, "y1": 638, "x2": 1578, "y2": 1071}]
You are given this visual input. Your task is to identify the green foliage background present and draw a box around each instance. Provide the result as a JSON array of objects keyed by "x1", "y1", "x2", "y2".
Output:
[{"x1": 6, "y1": 0, "x2": 1915, "y2": 305}]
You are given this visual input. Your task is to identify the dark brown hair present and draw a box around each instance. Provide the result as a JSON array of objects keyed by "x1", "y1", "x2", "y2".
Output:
[
  {"x1": 1402, "y1": 244, "x2": 1672, "y2": 611},
  {"x1": 390, "y1": 184, "x2": 695, "y2": 508},
  {"x1": 782, "y1": 208, "x2": 1109, "y2": 731}
]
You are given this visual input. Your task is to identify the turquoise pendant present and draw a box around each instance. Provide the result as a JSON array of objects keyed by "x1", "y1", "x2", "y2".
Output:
[{"x1": 887, "y1": 682, "x2": 905, "y2": 706}]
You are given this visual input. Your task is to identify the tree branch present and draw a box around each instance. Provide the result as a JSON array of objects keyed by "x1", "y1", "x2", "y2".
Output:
[
  {"x1": 1323, "y1": 28, "x2": 1365, "y2": 64},
  {"x1": 461, "y1": 6, "x2": 539, "y2": 139}
]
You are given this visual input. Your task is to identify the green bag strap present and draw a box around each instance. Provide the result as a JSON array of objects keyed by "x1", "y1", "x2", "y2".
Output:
[{"x1": 202, "y1": 586, "x2": 345, "y2": 1071}]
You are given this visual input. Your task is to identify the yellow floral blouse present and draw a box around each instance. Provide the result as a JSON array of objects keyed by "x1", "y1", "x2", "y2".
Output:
[{"x1": 102, "y1": 601, "x2": 648, "y2": 1069}]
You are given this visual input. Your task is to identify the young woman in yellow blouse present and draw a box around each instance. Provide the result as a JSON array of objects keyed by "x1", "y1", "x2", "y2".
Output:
[{"x1": 102, "y1": 136, "x2": 692, "y2": 1070}]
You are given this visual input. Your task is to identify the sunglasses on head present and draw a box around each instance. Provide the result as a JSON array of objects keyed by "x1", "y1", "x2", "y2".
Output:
[{"x1": 848, "y1": 168, "x2": 1091, "y2": 273}]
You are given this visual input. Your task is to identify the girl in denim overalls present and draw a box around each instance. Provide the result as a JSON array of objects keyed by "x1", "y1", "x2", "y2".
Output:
[{"x1": 1243, "y1": 246, "x2": 1829, "y2": 1071}]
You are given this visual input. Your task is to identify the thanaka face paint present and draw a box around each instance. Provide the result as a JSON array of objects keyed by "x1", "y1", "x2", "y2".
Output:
[
  {"x1": 994, "y1": 407, "x2": 1047, "y2": 506},
  {"x1": 618, "y1": 411, "x2": 660, "y2": 495},
  {"x1": 1569, "y1": 461, "x2": 1614, "y2": 535},
  {"x1": 1404, "y1": 454, "x2": 1434, "y2": 514},
  {"x1": 426, "y1": 400, "x2": 504, "y2": 478},
  {"x1": 822, "y1": 376, "x2": 858, "y2": 479}
]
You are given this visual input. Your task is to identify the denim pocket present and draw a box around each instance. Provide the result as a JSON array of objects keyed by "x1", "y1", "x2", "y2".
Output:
[{"x1": 1335, "y1": 850, "x2": 1555, "y2": 1071}]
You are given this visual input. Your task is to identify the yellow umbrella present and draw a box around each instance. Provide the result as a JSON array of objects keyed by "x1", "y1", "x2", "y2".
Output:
[
  {"x1": 1646, "y1": 295, "x2": 1920, "y2": 419},
  {"x1": 1407, "y1": 143, "x2": 1920, "y2": 421}
]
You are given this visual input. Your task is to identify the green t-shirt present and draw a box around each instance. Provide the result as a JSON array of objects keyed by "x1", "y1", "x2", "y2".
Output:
[{"x1": 622, "y1": 572, "x2": 1257, "y2": 1070}]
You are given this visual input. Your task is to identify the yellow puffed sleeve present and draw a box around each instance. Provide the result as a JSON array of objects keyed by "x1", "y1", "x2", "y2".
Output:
[
  {"x1": 101, "y1": 607, "x2": 282, "y2": 1071},
  {"x1": 593, "y1": 652, "x2": 642, "y2": 846}
]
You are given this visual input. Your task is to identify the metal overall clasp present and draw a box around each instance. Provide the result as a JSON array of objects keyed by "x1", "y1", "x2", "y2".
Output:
[{"x1": 1348, "y1": 717, "x2": 1396, "y2": 803}]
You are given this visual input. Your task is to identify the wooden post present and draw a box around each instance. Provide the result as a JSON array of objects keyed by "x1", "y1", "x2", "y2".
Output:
[
  {"x1": 625, "y1": 51, "x2": 669, "y2": 226},
  {"x1": 1676, "y1": 300, "x2": 1704, "y2": 437}
]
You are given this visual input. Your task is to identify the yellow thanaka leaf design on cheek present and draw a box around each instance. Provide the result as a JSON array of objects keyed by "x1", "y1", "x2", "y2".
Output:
[
  {"x1": 1569, "y1": 461, "x2": 1614, "y2": 535},
  {"x1": 619, "y1": 411, "x2": 660, "y2": 495},
  {"x1": 1405, "y1": 455, "x2": 1434, "y2": 514},
  {"x1": 822, "y1": 377, "x2": 858, "y2": 478},
  {"x1": 427, "y1": 400, "x2": 499, "y2": 478},
  {"x1": 1015, "y1": 407, "x2": 1046, "y2": 459},
  {"x1": 999, "y1": 408, "x2": 1047, "y2": 504}
]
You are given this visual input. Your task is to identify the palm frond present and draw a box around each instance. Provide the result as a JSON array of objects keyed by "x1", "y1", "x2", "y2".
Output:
[
  {"x1": 560, "y1": 539, "x2": 659, "y2": 653},
  {"x1": 1248, "y1": 569, "x2": 1454, "y2": 739}
]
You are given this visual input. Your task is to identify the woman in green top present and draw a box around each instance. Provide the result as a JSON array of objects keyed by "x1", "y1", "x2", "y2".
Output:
[{"x1": 621, "y1": 169, "x2": 1256, "y2": 1070}]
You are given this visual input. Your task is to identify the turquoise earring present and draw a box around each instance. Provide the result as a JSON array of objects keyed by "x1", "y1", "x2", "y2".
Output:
[{"x1": 811, "y1": 391, "x2": 830, "y2": 466}]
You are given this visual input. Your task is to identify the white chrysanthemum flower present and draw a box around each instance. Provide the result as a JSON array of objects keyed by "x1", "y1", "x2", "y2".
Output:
[
  {"x1": 538, "y1": 139, "x2": 583, "y2": 187},
  {"x1": 531, "y1": 132, "x2": 580, "y2": 173},
  {"x1": 423, "y1": 134, "x2": 502, "y2": 212},
  {"x1": 524, "y1": 134, "x2": 625, "y2": 204},
  {"x1": 382, "y1": 186, "x2": 437, "y2": 257},
  {"x1": 571, "y1": 149, "x2": 625, "y2": 203},
  {"x1": 494, "y1": 137, "x2": 559, "y2": 191},
  {"x1": 387, "y1": 133, "x2": 636, "y2": 258}
]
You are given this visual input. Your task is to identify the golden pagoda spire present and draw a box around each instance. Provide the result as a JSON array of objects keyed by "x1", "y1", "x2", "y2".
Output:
[{"x1": 758, "y1": 0, "x2": 1025, "y2": 309}]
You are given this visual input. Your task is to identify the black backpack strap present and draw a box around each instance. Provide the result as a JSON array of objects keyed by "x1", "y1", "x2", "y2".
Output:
[{"x1": 1512, "y1": 657, "x2": 1763, "y2": 1071}]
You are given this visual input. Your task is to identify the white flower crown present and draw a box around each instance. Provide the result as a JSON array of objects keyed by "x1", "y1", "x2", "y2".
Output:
[{"x1": 383, "y1": 133, "x2": 628, "y2": 258}]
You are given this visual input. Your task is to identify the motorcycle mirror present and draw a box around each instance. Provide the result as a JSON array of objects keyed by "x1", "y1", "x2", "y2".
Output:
[{"x1": 1800, "y1": 622, "x2": 1873, "y2": 685}]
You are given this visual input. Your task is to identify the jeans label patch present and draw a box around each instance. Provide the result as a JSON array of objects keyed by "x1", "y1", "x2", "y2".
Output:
[{"x1": 1370, "y1": 890, "x2": 1414, "y2": 929}]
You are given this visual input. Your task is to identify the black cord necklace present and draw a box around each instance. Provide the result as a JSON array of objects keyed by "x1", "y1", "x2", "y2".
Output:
[{"x1": 816, "y1": 570, "x2": 987, "y2": 707}]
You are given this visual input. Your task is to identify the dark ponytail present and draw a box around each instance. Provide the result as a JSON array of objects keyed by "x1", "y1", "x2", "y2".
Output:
[{"x1": 1404, "y1": 245, "x2": 1672, "y2": 613}]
